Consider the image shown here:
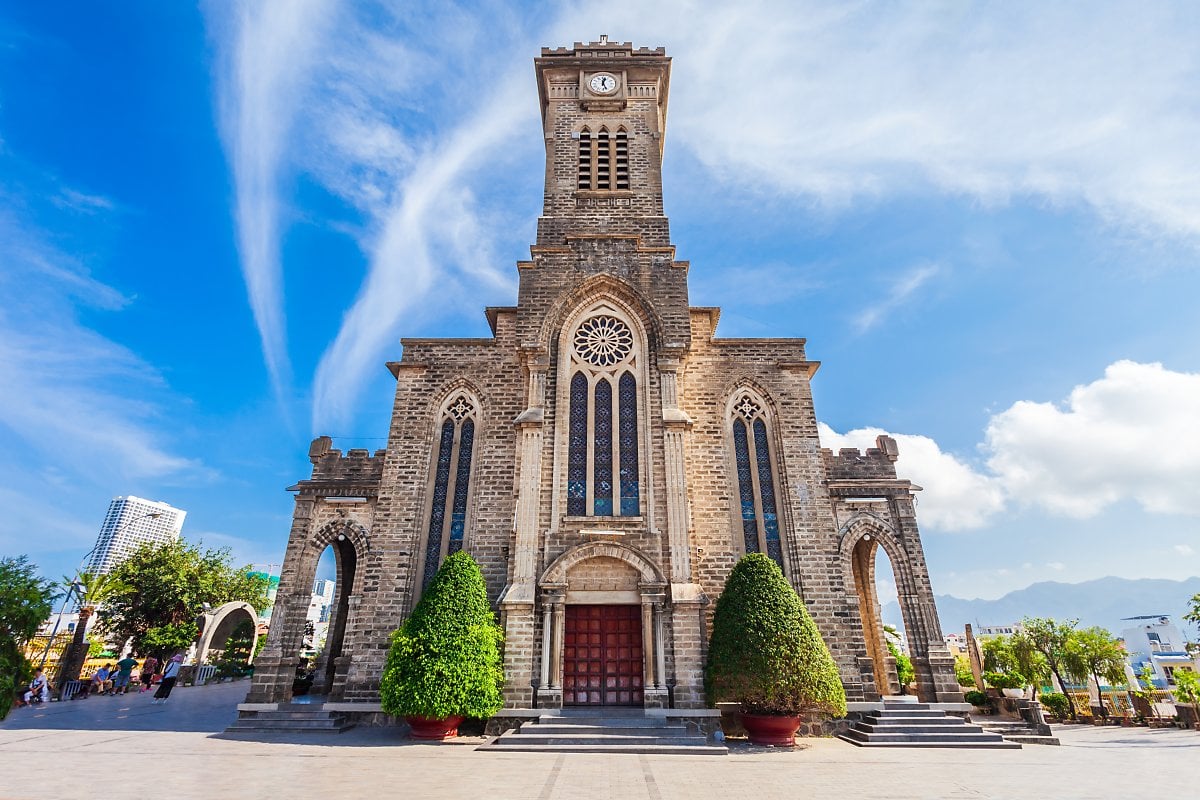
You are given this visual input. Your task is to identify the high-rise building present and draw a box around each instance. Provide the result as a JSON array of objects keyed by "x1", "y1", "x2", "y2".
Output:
[{"x1": 87, "y1": 496, "x2": 186, "y2": 574}]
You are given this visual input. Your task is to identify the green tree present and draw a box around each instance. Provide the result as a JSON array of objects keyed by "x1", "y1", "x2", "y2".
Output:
[
  {"x1": 1067, "y1": 626, "x2": 1127, "y2": 719},
  {"x1": 953, "y1": 655, "x2": 976, "y2": 688},
  {"x1": 1022, "y1": 617, "x2": 1085, "y2": 719},
  {"x1": 883, "y1": 625, "x2": 915, "y2": 691},
  {"x1": 706, "y1": 553, "x2": 846, "y2": 717},
  {"x1": 60, "y1": 571, "x2": 127, "y2": 673},
  {"x1": 101, "y1": 540, "x2": 269, "y2": 657},
  {"x1": 379, "y1": 552, "x2": 504, "y2": 720},
  {"x1": 982, "y1": 632, "x2": 1050, "y2": 698},
  {"x1": 0, "y1": 556, "x2": 55, "y2": 720}
]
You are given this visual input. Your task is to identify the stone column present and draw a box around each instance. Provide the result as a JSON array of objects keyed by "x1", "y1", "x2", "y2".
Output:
[
  {"x1": 641, "y1": 598, "x2": 655, "y2": 688},
  {"x1": 657, "y1": 359, "x2": 693, "y2": 584},
  {"x1": 535, "y1": 588, "x2": 565, "y2": 709},
  {"x1": 540, "y1": 602, "x2": 553, "y2": 688},
  {"x1": 551, "y1": 599, "x2": 565, "y2": 688},
  {"x1": 654, "y1": 600, "x2": 667, "y2": 690}
]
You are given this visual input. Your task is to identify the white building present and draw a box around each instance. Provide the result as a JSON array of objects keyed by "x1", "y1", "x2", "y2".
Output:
[
  {"x1": 86, "y1": 496, "x2": 186, "y2": 574},
  {"x1": 1121, "y1": 615, "x2": 1195, "y2": 688}
]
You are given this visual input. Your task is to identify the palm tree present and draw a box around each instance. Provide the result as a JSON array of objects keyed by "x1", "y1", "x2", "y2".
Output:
[{"x1": 56, "y1": 571, "x2": 126, "y2": 686}]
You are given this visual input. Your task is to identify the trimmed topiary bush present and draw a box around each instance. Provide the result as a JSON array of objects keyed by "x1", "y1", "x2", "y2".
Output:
[
  {"x1": 379, "y1": 552, "x2": 504, "y2": 720},
  {"x1": 983, "y1": 670, "x2": 1026, "y2": 690},
  {"x1": 705, "y1": 553, "x2": 847, "y2": 718},
  {"x1": 964, "y1": 689, "x2": 989, "y2": 708},
  {"x1": 1040, "y1": 692, "x2": 1070, "y2": 719}
]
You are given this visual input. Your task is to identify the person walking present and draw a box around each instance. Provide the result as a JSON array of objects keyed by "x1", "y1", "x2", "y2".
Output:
[
  {"x1": 152, "y1": 654, "x2": 184, "y2": 704},
  {"x1": 139, "y1": 655, "x2": 158, "y2": 692}
]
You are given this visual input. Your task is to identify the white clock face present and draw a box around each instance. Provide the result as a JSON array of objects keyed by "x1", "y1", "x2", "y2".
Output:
[{"x1": 589, "y1": 73, "x2": 617, "y2": 95}]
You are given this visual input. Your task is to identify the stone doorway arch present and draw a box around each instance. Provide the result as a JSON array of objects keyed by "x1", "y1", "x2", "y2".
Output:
[
  {"x1": 196, "y1": 601, "x2": 259, "y2": 667},
  {"x1": 537, "y1": 541, "x2": 668, "y2": 709}
]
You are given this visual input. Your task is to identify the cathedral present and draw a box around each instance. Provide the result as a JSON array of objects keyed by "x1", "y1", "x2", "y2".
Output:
[{"x1": 245, "y1": 40, "x2": 964, "y2": 714}]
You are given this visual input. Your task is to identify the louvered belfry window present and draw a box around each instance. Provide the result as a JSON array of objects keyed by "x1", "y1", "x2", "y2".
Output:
[
  {"x1": 566, "y1": 313, "x2": 640, "y2": 516},
  {"x1": 730, "y1": 393, "x2": 784, "y2": 569},
  {"x1": 577, "y1": 127, "x2": 629, "y2": 190},
  {"x1": 422, "y1": 394, "x2": 477, "y2": 589}
]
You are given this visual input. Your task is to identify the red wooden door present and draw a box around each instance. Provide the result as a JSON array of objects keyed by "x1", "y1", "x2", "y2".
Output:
[{"x1": 563, "y1": 605, "x2": 643, "y2": 706}]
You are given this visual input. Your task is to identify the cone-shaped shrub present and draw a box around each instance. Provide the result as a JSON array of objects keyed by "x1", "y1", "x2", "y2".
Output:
[
  {"x1": 380, "y1": 552, "x2": 504, "y2": 719},
  {"x1": 706, "y1": 553, "x2": 847, "y2": 717}
]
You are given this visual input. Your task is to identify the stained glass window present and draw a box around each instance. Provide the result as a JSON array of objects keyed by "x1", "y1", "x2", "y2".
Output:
[
  {"x1": 448, "y1": 420, "x2": 474, "y2": 556},
  {"x1": 731, "y1": 395, "x2": 786, "y2": 571},
  {"x1": 754, "y1": 419, "x2": 783, "y2": 568},
  {"x1": 733, "y1": 418, "x2": 759, "y2": 555},
  {"x1": 423, "y1": 419, "x2": 455, "y2": 589},
  {"x1": 594, "y1": 379, "x2": 614, "y2": 515},
  {"x1": 618, "y1": 371, "x2": 639, "y2": 515},
  {"x1": 567, "y1": 373, "x2": 588, "y2": 516}
]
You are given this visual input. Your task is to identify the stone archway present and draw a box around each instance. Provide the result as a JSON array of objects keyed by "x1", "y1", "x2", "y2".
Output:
[
  {"x1": 537, "y1": 541, "x2": 668, "y2": 709},
  {"x1": 196, "y1": 602, "x2": 258, "y2": 666}
]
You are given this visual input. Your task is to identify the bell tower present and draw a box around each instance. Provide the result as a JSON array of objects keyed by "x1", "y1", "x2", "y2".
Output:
[{"x1": 534, "y1": 38, "x2": 672, "y2": 248}]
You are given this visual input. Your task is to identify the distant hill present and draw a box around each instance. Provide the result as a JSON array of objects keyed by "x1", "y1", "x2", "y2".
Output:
[{"x1": 882, "y1": 576, "x2": 1200, "y2": 638}]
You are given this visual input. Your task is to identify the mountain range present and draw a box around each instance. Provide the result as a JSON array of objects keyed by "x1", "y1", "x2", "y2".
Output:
[{"x1": 882, "y1": 576, "x2": 1200, "y2": 639}]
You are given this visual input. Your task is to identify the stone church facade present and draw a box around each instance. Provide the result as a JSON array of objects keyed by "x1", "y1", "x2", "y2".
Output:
[{"x1": 246, "y1": 40, "x2": 964, "y2": 712}]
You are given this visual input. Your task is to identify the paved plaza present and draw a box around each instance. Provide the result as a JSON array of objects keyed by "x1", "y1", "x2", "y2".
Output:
[{"x1": 1, "y1": 682, "x2": 1197, "y2": 799}]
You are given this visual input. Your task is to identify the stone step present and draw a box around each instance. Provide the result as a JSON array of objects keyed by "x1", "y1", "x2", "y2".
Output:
[
  {"x1": 530, "y1": 724, "x2": 689, "y2": 736},
  {"x1": 855, "y1": 722, "x2": 978, "y2": 734},
  {"x1": 478, "y1": 742, "x2": 730, "y2": 755},
  {"x1": 837, "y1": 735, "x2": 1021, "y2": 749},
  {"x1": 871, "y1": 709, "x2": 954, "y2": 718},
  {"x1": 493, "y1": 732, "x2": 709, "y2": 747},
  {"x1": 225, "y1": 719, "x2": 355, "y2": 733},
  {"x1": 841, "y1": 729, "x2": 1010, "y2": 745},
  {"x1": 862, "y1": 715, "x2": 968, "y2": 725},
  {"x1": 536, "y1": 715, "x2": 669, "y2": 728}
]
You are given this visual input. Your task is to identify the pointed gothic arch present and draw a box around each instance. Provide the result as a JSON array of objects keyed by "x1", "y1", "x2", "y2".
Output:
[{"x1": 723, "y1": 384, "x2": 789, "y2": 572}]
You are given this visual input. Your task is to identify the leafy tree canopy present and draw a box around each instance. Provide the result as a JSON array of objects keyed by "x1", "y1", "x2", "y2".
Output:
[
  {"x1": 102, "y1": 540, "x2": 269, "y2": 656},
  {"x1": 0, "y1": 556, "x2": 56, "y2": 721},
  {"x1": 706, "y1": 553, "x2": 846, "y2": 717},
  {"x1": 380, "y1": 552, "x2": 504, "y2": 719}
]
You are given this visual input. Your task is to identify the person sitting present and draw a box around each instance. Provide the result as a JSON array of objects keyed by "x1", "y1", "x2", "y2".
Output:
[
  {"x1": 23, "y1": 670, "x2": 50, "y2": 705},
  {"x1": 90, "y1": 664, "x2": 113, "y2": 695}
]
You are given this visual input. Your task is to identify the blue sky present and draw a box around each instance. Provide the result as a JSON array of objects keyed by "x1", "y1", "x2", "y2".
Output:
[{"x1": 2, "y1": 1, "x2": 1198, "y2": 606}]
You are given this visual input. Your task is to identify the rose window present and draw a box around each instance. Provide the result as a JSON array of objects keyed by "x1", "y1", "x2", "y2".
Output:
[{"x1": 573, "y1": 316, "x2": 634, "y2": 367}]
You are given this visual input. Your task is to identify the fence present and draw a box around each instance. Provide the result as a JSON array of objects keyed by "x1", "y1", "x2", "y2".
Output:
[{"x1": 1056, "y1": 689, "x2": 1177, "y2": 719}]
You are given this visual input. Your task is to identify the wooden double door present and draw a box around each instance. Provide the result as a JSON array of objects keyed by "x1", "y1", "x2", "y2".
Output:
[{"x1": 563, "y1": 604, "x2": 643, "y2": 706}]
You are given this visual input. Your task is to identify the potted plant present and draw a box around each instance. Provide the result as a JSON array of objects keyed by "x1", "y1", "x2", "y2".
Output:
[
  {"x1": 380, "y1": 552, "x2": 504, "y2": 740},
  {"x1": 705, "y1": 554, "x2": 846, "y2": 746},
  {"x1": 984, "y1": 670, "x2": 1027, "y2": 698}
]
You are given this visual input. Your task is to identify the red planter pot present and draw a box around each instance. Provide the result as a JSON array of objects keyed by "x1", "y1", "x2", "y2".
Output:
[
  {"x1": 405, "y1": 715, "x2": 465, "y2": 740},
  {"x1": 741, "y1": 713, "x2": 801, "y2": 746}
]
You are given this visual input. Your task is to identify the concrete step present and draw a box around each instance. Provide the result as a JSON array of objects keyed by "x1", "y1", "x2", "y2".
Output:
[
  {"x1": 871, "y1": 709, "x2": 954, "y2": 719},
  {"x1": 492, "y1": 732, "x2": 709, "y2": 746},
  {"x1": 536, "y1": 715, "x2": 669, "y2": 728},
  {"x1": 226, "y1": 720, "x2": 355, "y2": 733},
  {"x1": 837, "y1": 735, "x2": 1021, "y2": 749},
  {"x1": 478, "y1": 742, "x2": 730, "y2": 755},
  {"x1": 855, "y1": 722, "x2": 978, "y2": 734},
  {"x1": 530, "y1": 724, "x2": 689, "y2": 736},
  {"x1": 862, "y1": 715, "x2": 968, "y2": 725},
  {"x1": 841, "y1": 729, "x2": 1009, "y2": 744}
]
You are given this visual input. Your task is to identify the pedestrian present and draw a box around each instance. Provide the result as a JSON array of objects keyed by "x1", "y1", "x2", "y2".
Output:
[
  {"x1": 113, "y1": 653, "x2": 138, "y2": 695},
  {"x1": 139, "y1": 655, "x2": 158, "y2": 692},
  {"x1": 152, "y1": 654, "x2": 184, "y2": 704}
]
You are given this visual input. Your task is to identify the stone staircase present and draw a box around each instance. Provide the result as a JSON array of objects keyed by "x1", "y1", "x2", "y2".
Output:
[
  {"x1": 975, "y1": 718, "x2": 1060, "y2": 745},
  {"x1": 225, "y1": 706, "x2": 355, "y2": 734},
  {"x1": 479, "y1": 711, "x2": 728, "y2": 755},
  {"x1": 838, "y1": 703, "x2": 1020, "y2": 749}
]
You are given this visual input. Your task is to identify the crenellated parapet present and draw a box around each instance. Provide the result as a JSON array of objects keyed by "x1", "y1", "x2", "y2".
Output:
[
  {"x1": 822, "y1": 435, "x2": 901, "y2": 482},
  {"x1": 292, "y1": 436, "x2": 386, "y2": 493}
]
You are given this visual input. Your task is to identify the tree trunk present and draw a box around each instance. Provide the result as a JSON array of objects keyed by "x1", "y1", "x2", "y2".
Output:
[
  {"x1": 55, "y1": 605, "x2": 94, "y2": 690},
  {"x1": 1092, "y1": 669, "x2": 1108, "y2": 719},
  {"x1": 1050, "y1": 663, "x2": 1076, "y2": 720}
]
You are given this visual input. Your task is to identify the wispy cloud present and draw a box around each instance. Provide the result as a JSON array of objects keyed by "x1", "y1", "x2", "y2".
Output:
[
  {"x1": 853, "y1": 262, "x2": 940, "y2": 333},
  {"x1": 0, "y1": 205, "x2": 202, "y2": 482},
  {"x1": 209, "y1": 0, "x2": 336, "y2": 403},
  {"x1": 209, "y1": 1, "x2": 1200, "y2": 428}
]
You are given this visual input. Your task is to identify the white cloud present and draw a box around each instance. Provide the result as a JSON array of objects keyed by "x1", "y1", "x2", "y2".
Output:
[
  {"x1": 0, "y1": 208, "x2": 202, "y2": 483},
  {"x1": 985, "y1": 361, "x2": 1200, "y2": 517},
  {"x1": 210, "y1": 0, "x2": 336, "y2": 401},
  {"x1": 1173, "y1": 544, "x2": 1194, "y2": 557},
  {"x1": 818, "y1": 422, "x2": 1004, "y2": 531},
  {"x1": 1046, "y1": 562, "x2": 1066, "y2": 571},
  {"x1": 822, "y1": 360, "x2": 1200, "y2": 535},
  {"x1": 853, "y1": 262, "x2": 940, "y2": 333}
]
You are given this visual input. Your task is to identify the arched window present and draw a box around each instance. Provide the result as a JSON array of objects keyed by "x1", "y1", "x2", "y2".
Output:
[
  {"x1": 422, "y1": 394, "x2": 477, "y2": 589},
  {"x1": 565, "y1": 312, "x2": 640, "y2": 517},
  {"x1": 576, "y1": 127, "x2": 629, "y2": 190},
  {"x1": 730, "y1": 392, "x2": 784, "y2": 569}
]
